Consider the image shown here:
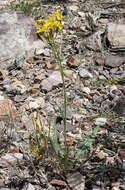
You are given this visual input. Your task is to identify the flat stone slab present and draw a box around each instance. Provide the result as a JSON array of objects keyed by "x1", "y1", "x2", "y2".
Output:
[
  {"x1": 0, "y1": 153, "x2": 23, "y2": 167},
  {"x1": 0, "y1": 98, "x2": 18, "y2": 120},
  {"x1": 105, "y1": 55, "x2": 125, "y2": 67},
  {"x1": 107, "y1": 23, "x2": 125, "y2": 50},
  {"x1": 0, "y1": 10, "x2": 45, "y2": 61},
  {"x1": 41, "y1": 71, "x2": 63, "y2": 92}
]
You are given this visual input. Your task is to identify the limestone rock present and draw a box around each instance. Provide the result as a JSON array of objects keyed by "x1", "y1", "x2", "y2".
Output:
[
  {"x1": 0, "y1": 153, "x2": 23, "y2": 167},
  {"x1": 105, "y1": 55, "x2": 125, "y2": 68},
  {"x1": 107, "y1": 23, "x2": 125, "y2": 50},
  {"x1": 0, "y1": 99, "x2": 18, "y2": 121},
  {"x1": 41, "y1": 71, "x2": 62, "y2": 92},
  {"x1": 0, "y1": 10, "x2": 45, "y2": 65}
]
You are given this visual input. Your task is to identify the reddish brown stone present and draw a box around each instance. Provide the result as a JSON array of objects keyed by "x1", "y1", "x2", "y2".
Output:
[
  {"x1": 50, "y1": 179, "x2": 67, "y2": 187},
  {"x1": 119, "y1": 149, "x2": 125, "y2": 160},
  {"x1": 99, "y1": 18, "x2": 109, "y2": 24},
  {"x1": 0, "y1": 99, "x2": 19, "y2": 121},
  {"x1": 111, "y1": 182, "x2": 120, "y2": 188},
  {"x1": 96, "y1": 58, "x2": 104, "y2": 65}
]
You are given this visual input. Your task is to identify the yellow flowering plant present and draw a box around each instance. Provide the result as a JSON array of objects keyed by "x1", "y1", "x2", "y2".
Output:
[
  {"x1": 35, "y1": 11, "x2": 100, "y2": 171},
  {"x1": 35, "y1": 11, "x2": 68, "y2": 169}
]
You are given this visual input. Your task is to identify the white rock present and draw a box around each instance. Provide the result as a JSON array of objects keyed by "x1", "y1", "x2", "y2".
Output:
[
  {"x1": 67, "y1": 172, "x2": 85, "y2": 190},
  {"x1": 82, "y1": 87, "x2": 91, "y2": 94},
  {"x1": 107, "y1": 23, "x2": 125, "y2": 49},
  {"x1": 0, "y1": 95, "x2": 4, "y2": 100},
  {"x1": 79, "y1": 69, "x2": 93, "y2": 79},
  {"x1": 35, "y1": 48, "x2": 44, "y2": 55},
  {"x1": 35, "y1": 97, "x2": 45, "y2": 108},
  {"x1": 28, "y1": 96, "x2": 45, "y2": 109},
  {"x1": 78, "y1": 12, "x2": 86, "y2": 17},
  {"x1": 12, "y1": 80, "x2": 27, "y2": 94},
  {"x1": 95, "y1": 117, "x2": 107, "y2": 126},
  {"x1": 69, "y1": 5, "x2": 79, "y2": 11},
  {"x1": 0, "y1": 153, "x2": 23, "y2": 167},
  {"x1": 29, "y1": 101, "x2": 39, "y2": 109},
  {"x1": 112, "y1": 188, "x2": 119, "y2": 190},
  {"x1": 27, "y1": 183, "x2": 35, "y2": 190}
]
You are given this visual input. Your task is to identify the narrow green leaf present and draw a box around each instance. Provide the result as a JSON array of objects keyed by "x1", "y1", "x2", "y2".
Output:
[
  {"x1": 50, "y1": 120, "x2": 64, "y2": 160},
  {"x1": 75, "y1": 125, "x2": 99, "y2": 160}
]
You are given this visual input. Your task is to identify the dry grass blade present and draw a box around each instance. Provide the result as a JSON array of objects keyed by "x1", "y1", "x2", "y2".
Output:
[{"x1": 29, "y1": 109, "x2": 47, "y2": 163}]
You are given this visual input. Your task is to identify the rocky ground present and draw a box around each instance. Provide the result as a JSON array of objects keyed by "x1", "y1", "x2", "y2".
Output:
[{"x1": 0, "y1": 0, "x2": 125, "y2": 189}]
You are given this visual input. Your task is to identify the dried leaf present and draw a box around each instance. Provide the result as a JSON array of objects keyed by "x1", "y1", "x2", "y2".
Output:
[
  {"x1": 66, "y1": 136, "x2": 77, "y2": 146},
  {"x1": 11, "y1": 147, "x2": 19, "y2": 154}
]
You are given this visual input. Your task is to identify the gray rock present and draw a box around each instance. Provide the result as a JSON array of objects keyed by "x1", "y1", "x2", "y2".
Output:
[
  {"x1": 105, "y1": 55, "x2": 125, "y2": 68},
  {"x1": 7, "y1": 128, "x2": 21, "y2": 141},
  {"x1": 66, "y1": 107, "x2": 72, "y2": 120},
  {"x1": 21, "y1": 115, "x2": 35, "y2": 133},
  {"x1": 0, "y1": 10, "x2": 45, "y2": 66},
  {"x1": 107, "y1": 23, "x2": 125, "y2": 50},
  {"x1": 4, "y1": 84, "x2": 17, "y2": 95},
  {"x1": 0, "y1": 99, "x2": 18, "y2": 120},
  {"x1": 83, "y1": 98, "x2": 92, "y2": 108},
  {"x1": 7, "y1": 56, "x2": 24, "y2": 71},
  {"x1": 92, "y1": 186, "x2": 102, "y2": 190},
  {"x1": 4, "y1": 80, "x2": 27, "y2": 95},
  {"x1": 72, "y1": 113, "x2": 83, "y2": 122},
  {"x1": 14, "y1": 94, "x2": 28, "y2": 102},
  {"x1": 0, "y1": 179, "x2": 4, "y2": 187},
  {"x1": 79, "y1": 69, "x2": 93, "y2": 79},
  {"x1": 0, "y1": 95, "x2": 4, "y2": 100},
  {"x1": 41, "y1": 71, "x2": 62, "y2": 92},
  {"x1": 110, "y1": 68, "x2": 118, "y2": 74},
  {"x1": 113, "y1": 96, "x2": 125, "y2": 115},
  {"x1": 66, "y1": 172, "x2": 85, "y2": 190},
  {"x1": 93, "y1": 95, "x2": 103, "y2": 103},
  {"x1": 98, "y1": 65, "x2": 104, "y2": 72},
  {"x1": 0, "y1": 0, "x2": 9, "y2": 9},
  {"x1": 95, "y1": 117, "x2": 107, "y2": 126},
  {"x1": 98, "y1": 75, "x2": 106, "y2": 80},
  {"x1": 29, "y1": 101, "x2": 39, "y2": 109},
  {"x1": 0, "y1": 153, "x2": 23, "y2": 167},
  {"x1": 110, "y1": 85, "x2": 121, "y2": 98},
  {"x1": 85, "y1": 30, "x2": 104, "y2": 52},
  {"x1": 102, "y1": 70, "x2": 110, "y2": 78},
  {"x1": 27, "y1": 183, "x2": 35, "y2": 190}
]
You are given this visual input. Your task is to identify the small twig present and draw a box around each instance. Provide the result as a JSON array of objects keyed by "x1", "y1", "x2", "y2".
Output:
[
  {"x1": 0, "y1": 57, "x2": 11, "y2": 64},
  {"x1": 101, "y1": 2, "x2": 125, "y2": 9}
]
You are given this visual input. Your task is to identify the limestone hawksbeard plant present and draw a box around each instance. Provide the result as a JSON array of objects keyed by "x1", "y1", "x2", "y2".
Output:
[
  {"x1": 35, "y1": 11, "x2": 69, "y2": 169},
  {"x1": 35, "y1": 11, "x2": 100, "y2": 171}
]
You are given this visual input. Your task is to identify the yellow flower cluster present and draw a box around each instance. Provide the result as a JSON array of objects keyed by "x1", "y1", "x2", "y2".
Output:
[{"x1": 35, "y1": 11, "x2": 64, "y2": 34}]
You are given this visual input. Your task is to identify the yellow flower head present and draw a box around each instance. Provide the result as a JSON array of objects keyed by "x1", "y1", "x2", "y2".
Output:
[
  {"x1": 55, "y1": 11, "x2": 64, "y2": 21},
  {"x1": 35, "y1": 11, "x2": 64, "y2": 35},
  {"x1": 36, "y1": 19, "x2": 44, "y2": 24},
  {"x1": 54, "y1": 20, "x2": 63, "y2": 30},
  {"x1": 48, "y1": 15, "x2": 56, "y2": 23}
]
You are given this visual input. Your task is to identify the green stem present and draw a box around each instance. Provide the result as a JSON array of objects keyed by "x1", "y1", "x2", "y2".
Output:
[
  {"x1": 51, "y1": 37, "x2": 68, "y2": 168},
  {"x1": 41, "y1": 30, "x2": 68, "y2": 168}
]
